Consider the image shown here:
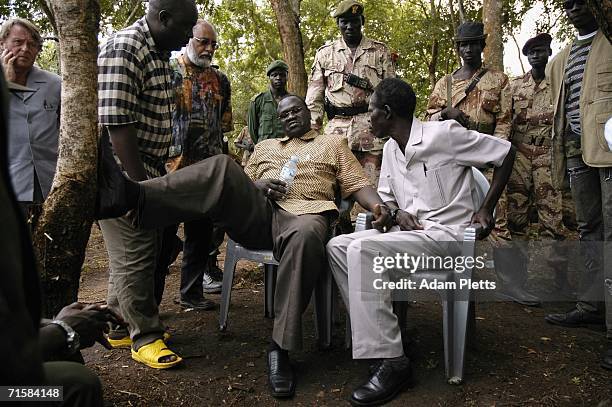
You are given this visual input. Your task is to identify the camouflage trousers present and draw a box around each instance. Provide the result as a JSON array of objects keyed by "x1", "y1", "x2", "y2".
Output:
[
  {"x1": 482, "y1": 168, "x2": 512, "y2": 246},
  {"x1": 507, "y1": 143, "x2": 565, "y2": 240}
]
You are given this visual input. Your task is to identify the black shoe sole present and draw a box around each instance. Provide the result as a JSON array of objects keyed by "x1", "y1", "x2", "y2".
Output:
[{"x1": 349, "y1": 376, "x2": 414, "y2": 407}]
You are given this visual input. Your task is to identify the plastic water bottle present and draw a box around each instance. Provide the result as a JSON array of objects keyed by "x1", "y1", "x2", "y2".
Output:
[{"x1": 279, "y1": 155, "x2": 299, "y2": 191}]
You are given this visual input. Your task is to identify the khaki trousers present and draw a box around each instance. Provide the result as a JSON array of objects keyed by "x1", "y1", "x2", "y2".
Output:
[{"x1": 98, "y1": 215, "x2": 164, "y2": 350}]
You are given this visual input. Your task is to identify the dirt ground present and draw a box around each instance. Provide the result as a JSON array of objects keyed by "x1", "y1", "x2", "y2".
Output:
[{"x1": 79, "y1": 225, "x2": 612, "y2": 407}]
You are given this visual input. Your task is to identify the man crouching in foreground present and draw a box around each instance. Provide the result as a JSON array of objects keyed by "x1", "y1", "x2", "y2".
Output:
[
  {"x1": 95, "y1": 94, "x2": 391, "y2": 398},
  {"x1": 327, "y1": 78, "x2": 515, "y2": 406}
]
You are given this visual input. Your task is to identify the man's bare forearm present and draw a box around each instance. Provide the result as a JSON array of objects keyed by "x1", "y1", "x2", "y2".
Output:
[
  {"x1": 107, "y1": 124, "x2": 148, "y2": 181},
  {"x1": 352, "y1": 186, "x2": 384, "y2": 212},
  {"x1": 480, "y1": 145, "x2": 515, "y2": 213}
]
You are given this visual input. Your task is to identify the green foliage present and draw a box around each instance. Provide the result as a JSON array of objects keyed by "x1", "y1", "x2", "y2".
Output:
[{"x1": 2, "y1": 0, "x2": 571, "y2": 128}]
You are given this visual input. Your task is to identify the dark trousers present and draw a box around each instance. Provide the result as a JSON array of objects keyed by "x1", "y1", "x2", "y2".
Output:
[
  {"x1": 567, "y1": 159, "x2": 612, "y2": 337},
  {"x1": 43, "y1": 361, "x2": 103, "y2": 407},
  {"x1": 180, "y1": 217, "x2": 214, "y2": 301},
  {"x1": 139, "y1": 156, "x2": 330, "y2": 350}
]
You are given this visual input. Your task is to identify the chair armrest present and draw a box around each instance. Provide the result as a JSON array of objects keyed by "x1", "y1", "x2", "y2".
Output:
[{"x1": 355, "y1": 212, "x2": 374, "y2": 231}]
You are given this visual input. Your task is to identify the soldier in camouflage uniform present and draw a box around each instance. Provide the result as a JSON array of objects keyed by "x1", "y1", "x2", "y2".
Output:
[
  {"x1": 305, "y1": 0, "x2": 395, "y2": 191},
  {"x1": 426, "y1": 21, "x2": 512, "y2": 243},
  {"x1": 507, "y1": 33, "x2": 571, "y2": 294},
  {"x1": 426, "y1": 22, "x2": 540, "y2": 305}
]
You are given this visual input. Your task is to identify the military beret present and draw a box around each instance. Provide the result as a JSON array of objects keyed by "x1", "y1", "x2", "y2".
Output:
[
  {"x1": 332, "y1": 0, "x2": 364, "y2": 18},
  {"x1": 454, "y1": 21, "x2": 487, "y2": 43},
  {"x1": 266, "y1": 60, "x2": 289, "y2": 76},
  {"x1": 522, "y1": 33, "x2": 552, "y2": 55}
]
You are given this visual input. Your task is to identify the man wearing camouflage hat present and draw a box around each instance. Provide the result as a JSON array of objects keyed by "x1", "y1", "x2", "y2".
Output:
[
  {"x1": 247, "y1": 60, "x2": 289, "y2": 144},
  {"x1": 507, "y1": 33, "x2": 571, "y2": 297},
  {"x1": 425, "y1": 21, "x2": 541, "y2": 306},
  {"x1": 306, "y1": 0, "x2": 395, "y2": 191}
]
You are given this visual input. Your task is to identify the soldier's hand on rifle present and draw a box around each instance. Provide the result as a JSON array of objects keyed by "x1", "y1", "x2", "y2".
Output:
[
  {"x1": 255, "y1": 179, "x2": 287, "y2": 201},
  {"x1": 440, "y1": 107, "x2": 470, "y2": 128}
]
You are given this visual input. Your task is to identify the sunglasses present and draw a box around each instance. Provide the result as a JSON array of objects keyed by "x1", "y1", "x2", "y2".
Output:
[
  {"x1": 193, "y1": 36, "x2": 219, "y2": 50},
  {"x1": 563, "y1": 0, "x2": 585, "y2": 9}
]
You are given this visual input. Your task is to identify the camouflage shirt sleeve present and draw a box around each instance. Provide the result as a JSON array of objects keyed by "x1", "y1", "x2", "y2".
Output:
[
  {"x1": 305, "y1": 49, "x2": 326, "y2": 132},
  {"x1": 425, "y1": 76, "x2": 447, "y2": 121},
  {"x1": 381, "y1": 46, "x2": 396, "y2": 79},
  {"x1": 493, "y1": 74, "x2": 512, "y2": 141}
]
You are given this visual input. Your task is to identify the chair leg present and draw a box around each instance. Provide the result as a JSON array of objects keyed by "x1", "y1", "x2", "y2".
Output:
[
  {"x1": 448, "y1": 300, "x2": 470, "y2": 384},
  {"x1": 441, "y1": 300, "x2": 453, "y2": 381},
  {"x1": 264, "y1": 265, "x2": 277, "y2": 319},
  {"x1": 345, "y1": 316, "x2": 352, "y2": 350},
  {"x1": 314, "y1": 269, "x2": 333, "y2": 349},
  {"x1": 219, "y1": 243, "x2": 239, "y2": 331}
]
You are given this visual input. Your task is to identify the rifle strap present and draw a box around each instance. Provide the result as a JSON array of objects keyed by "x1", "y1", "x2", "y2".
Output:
[{"x1": 448, "y1": 68, "x2": 489, "y2": 109}]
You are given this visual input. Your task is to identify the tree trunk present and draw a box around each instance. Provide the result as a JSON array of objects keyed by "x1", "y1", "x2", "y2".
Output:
[
  {"x1": 428, "y1": 0, "x2": 439, "y2": 89},
  {"x1": 482, "y1": 0, "x2": 504, "y2": 71},
  {"x1": 32, "y1": 0, "x2": 100, "y2": 317},
  {"x1": 448, "y1": 0, "x2": 461, "y2": 66},
  {"x1": 586, "y1": 0, "x2": 612, "y2": 43},
  {"x1": 457, "y1": 0, "x2": 466, "y2": 23},
  {"x1": 269, "y1": 0, "x2": 308, "y2": 97}
]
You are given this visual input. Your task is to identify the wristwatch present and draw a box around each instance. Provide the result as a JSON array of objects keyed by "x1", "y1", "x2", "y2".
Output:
[
  {"x1": 389, "y1": 207, "x2": 400, "y2": 224},
  {"x1": 51, "y1": 319, "x2": 80, "y2": 354}
]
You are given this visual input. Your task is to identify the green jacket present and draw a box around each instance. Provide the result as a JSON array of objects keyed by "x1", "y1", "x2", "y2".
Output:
[
  {"x1": 247, "y1": 89, "x2": 285, "y2": 143},
  {"x1": 548, "y1": 30, "x2": 612, "y2": 188}
]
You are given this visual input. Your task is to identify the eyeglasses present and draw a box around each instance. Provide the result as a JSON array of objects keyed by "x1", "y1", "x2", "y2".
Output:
[
  {"x1": 563, "y1": 0, "x2": 585, "y2": 9},
  {"x1": 193, "y1": 36, "x2": 219, "y2": 49}
]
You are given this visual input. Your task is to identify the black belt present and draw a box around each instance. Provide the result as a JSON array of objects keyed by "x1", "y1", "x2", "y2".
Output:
[{"x1": 331, "y1": 105, "x2": 368, "y2": 117}]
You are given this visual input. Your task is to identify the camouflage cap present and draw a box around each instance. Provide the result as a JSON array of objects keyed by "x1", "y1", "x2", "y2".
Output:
[
  {"x1": 454, "y1": 21, "x2": 487, "y2": 43},
  {"x1": 266, "y1": 60, "x2": 289, "y2": 76},
  {"x1": 522, "y1": 33, "x2": 552, "y2": 55},
  {"x1": 332, "y1": 0, "x2": 364, "y2": 18}
]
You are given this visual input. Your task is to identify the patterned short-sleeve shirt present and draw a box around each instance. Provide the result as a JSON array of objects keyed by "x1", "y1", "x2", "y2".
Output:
[
  {"x1": 244, "y1": 129, "x2": 372, "y2": 216},
  {"x1": 98, "y1": 17, "x2": 173, "y2": 178}
]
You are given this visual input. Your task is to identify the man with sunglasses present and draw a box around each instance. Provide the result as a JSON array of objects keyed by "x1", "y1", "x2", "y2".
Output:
[
  {"x1": 167, "y1": 19, "x2": 233, "y2": 310},
  {"x1": 544, "y1": 0, "x2": 612, "y2": 371}
]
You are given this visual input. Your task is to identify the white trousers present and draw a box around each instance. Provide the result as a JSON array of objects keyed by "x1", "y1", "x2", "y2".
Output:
[{"x1": 326, "y1": 228, "x2": 460, "y2": 359}]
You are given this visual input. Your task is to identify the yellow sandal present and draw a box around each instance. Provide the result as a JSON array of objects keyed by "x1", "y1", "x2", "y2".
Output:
[
  {"x1": 108, "y1": 332, "x2": 171, "y2": 349},
  {"x1": 131, "y1": 339, "x2": 182, "y2": 369}
]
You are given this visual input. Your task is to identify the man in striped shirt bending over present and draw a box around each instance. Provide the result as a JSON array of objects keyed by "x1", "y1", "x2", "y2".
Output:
[{"x1": 544, "y1": 0, "x2": 612, "y2": 371}]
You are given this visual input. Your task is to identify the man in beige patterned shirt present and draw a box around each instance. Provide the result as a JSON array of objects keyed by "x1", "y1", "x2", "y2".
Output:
[{"x1": 95, "y1": 95, "x2": 391, "y2": 399}]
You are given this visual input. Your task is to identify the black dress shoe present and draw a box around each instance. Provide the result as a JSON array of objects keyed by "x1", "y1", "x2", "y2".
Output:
[
  {"x1": 95, "y1": 131, "x2": 137, "y2": 219},
  {"x1": 602, "y1": 347, "x2": 612, "y2": 371},
  {"x1": 351, "y1": 357, "x2": 413, "y2": 406},
  {"x1": 544, "y1": 308, "x2": 604, "y2": 327},
  {"x1": 267, "y1": 349, "x2": 295, "y2": 398}
]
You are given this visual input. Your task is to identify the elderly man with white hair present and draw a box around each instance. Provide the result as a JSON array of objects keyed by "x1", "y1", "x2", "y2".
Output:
[{"x1": 167, "y1": 19, "x2": 234, "y2": 310}]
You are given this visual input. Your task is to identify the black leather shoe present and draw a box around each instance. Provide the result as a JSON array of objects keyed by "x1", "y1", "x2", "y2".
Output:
[
  {"x1": 95, "y1": 131, "x2": 137, "y2": 219},
  {"x1": 267, "y1": 349, "x2": 295, "y2": 398},
  {"x1": 544, "y1": 308, "x2": 604, "y2": 328},
  {"x1": 351, "y1": 357, "x2": 413, "y2": 406},
  {"x1": 602, "y1": 347, "x2": 612, "y2": 371}
]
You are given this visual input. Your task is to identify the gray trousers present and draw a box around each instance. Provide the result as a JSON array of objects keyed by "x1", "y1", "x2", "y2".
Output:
[
  {"x1": 98, "y1": 214, "x2": 164, "y2": 350},
  {"x1": 327, "y1": 227, "x2": 460, "y2": 359},
  {"x1": 137, "y1": 155, "x2": 330, "y2": 351},
  {"x1": 567, "y1": 160, "x2": 612, "y2": 338}
]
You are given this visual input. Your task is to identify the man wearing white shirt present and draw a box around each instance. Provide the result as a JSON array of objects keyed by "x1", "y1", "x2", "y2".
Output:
[{"x1": 326, "y1": 78, "x2": 515, "y2": 406}]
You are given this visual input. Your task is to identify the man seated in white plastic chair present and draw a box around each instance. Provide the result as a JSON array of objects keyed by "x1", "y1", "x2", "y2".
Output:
[{"x1": 326, "y1": 78, "x2": 516, "y2": 406}]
